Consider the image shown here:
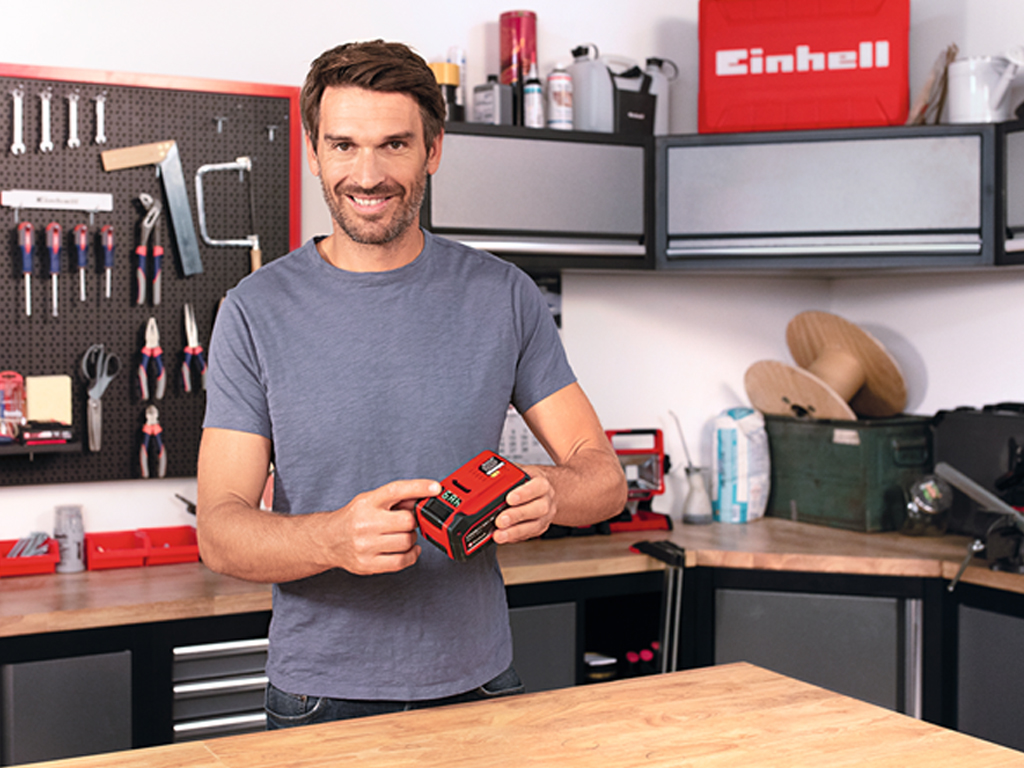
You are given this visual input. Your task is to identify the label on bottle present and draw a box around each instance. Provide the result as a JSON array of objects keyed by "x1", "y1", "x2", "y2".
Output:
[{"x1": 524, "y1": 80, "x2": 544, "y2": 128}]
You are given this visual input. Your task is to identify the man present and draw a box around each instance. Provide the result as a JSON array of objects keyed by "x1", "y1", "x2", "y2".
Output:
[{"x1": 196, "y1": 39, "x2": 627, "y2": 728}]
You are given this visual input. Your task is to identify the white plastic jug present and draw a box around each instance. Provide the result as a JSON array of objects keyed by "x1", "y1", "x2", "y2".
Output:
[
  {"x1": 947, "y1": 49, "x2": 1023, "y2": 123},
  {"x1": 645, "y1": 57, "x2": 678, "y2": 136},
  {"x1": 568, "y1": 43, "x2": 614, "y2": 133}
]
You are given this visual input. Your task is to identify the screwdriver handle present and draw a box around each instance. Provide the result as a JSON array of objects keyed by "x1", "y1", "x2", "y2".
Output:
[
  {"x1": 18, "y1": 221, "x2": 34, "y2": 273},
  {"x1": 45, "y1": 222, "x2": 61, "y2": 274},
  {"x1": 101, "y1": 225, "x2": 115, "y2": 299},
  {"x1": 73, "y1": 224, "x2": 89, "y2": 268},
  {"x1": 101, "y1": 225, "x2": 115, "y2": 268}
]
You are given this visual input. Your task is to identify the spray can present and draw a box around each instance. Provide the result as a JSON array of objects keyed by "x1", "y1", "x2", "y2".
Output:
[
  {"x1": 523, "y1": 63, "x2": 544, "y2": 128},
  {"x1": 568, "y1": 43, "x2": 614, "y2": 133},
  {"x1": 500, "y1": 10, "x2": 537, "y2": 125},
  {"x1": 546, "y1": 64, "x2": 573, "y2": 130},
  {"x1": 54, "y1": 504, "x2": 85, "y2": 573}
]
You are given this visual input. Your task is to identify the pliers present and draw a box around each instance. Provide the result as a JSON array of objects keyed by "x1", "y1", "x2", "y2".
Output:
[
  {"x1": 140, "y1": 404, "x2": 166, "y2": 478},
  {"x1": 139, "y1": 317, "x2": 166, "y2": 400},
  {"x1": 136, "y1": 193, "x2": 163, "y2": 306},
  {"x1": 182, "y1": 303, "x2": 207, "y2": 393}
]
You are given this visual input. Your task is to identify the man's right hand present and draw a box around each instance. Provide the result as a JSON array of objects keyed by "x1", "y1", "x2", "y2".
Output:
[{"x1": 325, "y1": 479, "x2": 441, "y2": 575}]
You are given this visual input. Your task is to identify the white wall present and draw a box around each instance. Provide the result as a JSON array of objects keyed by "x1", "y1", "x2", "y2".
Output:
[{"x1": 2, "y1": 0, "x2": 1023, "y2": 532}]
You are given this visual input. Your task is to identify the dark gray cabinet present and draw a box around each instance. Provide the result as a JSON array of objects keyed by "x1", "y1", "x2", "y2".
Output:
[
  {"x1": 654, "y1": 124, "x2": 1024, "y2": 271},
  {"x1": 955, "y1": 589, "x2": 1024, "y2": 752},
  {"x1": 423, "y1": 124, "x2": 654, "y2": 271},
  {"x1": 1, "y1": 651, "x2": 132, "y2": 765}
]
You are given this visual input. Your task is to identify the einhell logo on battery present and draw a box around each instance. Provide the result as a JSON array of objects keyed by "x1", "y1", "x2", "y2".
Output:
[{"x1": 716, "y1": 41, "x2": 891, "y2": 77}]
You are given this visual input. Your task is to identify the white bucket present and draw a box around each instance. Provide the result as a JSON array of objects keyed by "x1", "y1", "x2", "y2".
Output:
[{"x1": 947, "y1": 56, "x2": 1020, "y2": 123}]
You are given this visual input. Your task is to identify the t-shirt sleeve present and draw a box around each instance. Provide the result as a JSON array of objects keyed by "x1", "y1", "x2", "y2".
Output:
[
  {"x1": 202, "y1": 292, "x2": 273, "y2": 440},
  {"x1": 509, "y1": 271, "x2": 577, "y2": 414}
]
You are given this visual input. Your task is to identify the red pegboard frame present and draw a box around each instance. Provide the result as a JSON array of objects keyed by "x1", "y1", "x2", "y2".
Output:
[{"x1": 0, "y1": 62, "x2": 302, "y2": 251}]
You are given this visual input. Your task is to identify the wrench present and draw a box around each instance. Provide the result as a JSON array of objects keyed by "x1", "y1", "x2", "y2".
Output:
[
  {"x1": 39, "y1": 89, "x2": 54, "y2": 153},
  {"x1": 94, "y1": 92, "x2": 107, "y2": 145},
  {"x1": 10, "y1": 87, "x2": 25, "y2": 155},
  {"x1": 67, "y1": 92, "x2": 80, "y2": 149}
]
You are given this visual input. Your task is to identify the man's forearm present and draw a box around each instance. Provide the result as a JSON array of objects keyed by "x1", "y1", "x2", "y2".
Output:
[
  {"x1": 197, "y1": 501, "x2": 336, "y2": 584},
  {"x1": 530, "y1": 446, "x2": 627, "y2": 528}
]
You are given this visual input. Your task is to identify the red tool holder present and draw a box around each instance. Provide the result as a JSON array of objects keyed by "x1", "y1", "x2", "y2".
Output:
[{"x1": 606, "y1": 429, "x2": 665, "y2": 501}]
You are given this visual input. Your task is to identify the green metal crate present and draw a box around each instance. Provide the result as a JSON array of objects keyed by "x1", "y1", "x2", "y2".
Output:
[{"x1": 764, "y1": 414, "x2": 932, "y2": 532}]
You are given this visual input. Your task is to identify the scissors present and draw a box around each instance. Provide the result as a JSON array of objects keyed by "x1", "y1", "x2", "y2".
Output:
[{"x1": 81, "y1": 343, "x2": 121, "y2": 452}]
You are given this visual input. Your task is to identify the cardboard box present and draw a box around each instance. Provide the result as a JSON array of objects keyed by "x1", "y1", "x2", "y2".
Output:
[{"x1": 699, "y1": 0, "x2": 909, "y2": 134}]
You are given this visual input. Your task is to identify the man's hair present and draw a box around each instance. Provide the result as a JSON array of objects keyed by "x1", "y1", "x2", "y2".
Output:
[{"x1": 301, "y1": 40, "x2": 446, "y2": 150}]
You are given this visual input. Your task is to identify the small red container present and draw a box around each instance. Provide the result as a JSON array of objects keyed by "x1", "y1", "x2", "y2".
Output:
[
  {"x1": 0, "y1": 538, "x2": 60, "y2": 577},
  {"x1": 141, "y1": 526, "x2": 199, "y2": 566},
  {"x1": 699, "y1": 0, "x2": 909, "y2": 134},
  {"x1": 85, "y1": 530, "x2": 149, "y2": 570}
]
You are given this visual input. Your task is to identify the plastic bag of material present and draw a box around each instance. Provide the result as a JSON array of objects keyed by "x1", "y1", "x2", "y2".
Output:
[{"x1": 712, "y1": 407, "x2": 770, "y2": 524}]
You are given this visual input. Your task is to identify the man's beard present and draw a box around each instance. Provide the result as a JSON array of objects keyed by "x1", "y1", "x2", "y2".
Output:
[{"x1": 321, "y1": 160, "x2": 429, "y2": 246}]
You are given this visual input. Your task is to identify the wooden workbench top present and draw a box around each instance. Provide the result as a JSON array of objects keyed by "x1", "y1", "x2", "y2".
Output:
[
  {"x1": 29, "y1": 663, "x2": 1024, "y2": 768},
  {"x1": 0, "y1": 517, "x2": 1009, "y2": 639}
]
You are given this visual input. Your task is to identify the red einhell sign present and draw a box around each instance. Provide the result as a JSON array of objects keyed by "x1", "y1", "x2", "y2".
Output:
[{"x1": 699, "y1": 0, "x2": 909, "y2": 134}]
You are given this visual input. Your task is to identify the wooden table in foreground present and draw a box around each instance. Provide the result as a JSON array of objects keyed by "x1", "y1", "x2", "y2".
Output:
[{"x1": 30, "y1": 663, "x2": 1024, "y2": 768}]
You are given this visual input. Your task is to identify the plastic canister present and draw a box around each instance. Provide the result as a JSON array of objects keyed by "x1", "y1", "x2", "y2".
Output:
[
  {"x1": 645, "y1": 57, "x2": 678, "y2": 136},
  {"x1": 568, "y1": 43, "x2": 614, "y2": 133}
]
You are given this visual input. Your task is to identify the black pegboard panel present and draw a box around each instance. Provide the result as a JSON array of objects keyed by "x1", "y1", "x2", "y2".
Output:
[{"x1": 1, "y1": 68, "x2": 297, "y2": 486}]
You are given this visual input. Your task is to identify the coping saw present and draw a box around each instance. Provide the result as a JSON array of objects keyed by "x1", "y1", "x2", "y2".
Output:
[
  {"x1": 195, "y1": 156, "x2": 262, "y2": 272},
  {"x1": 101, "y1": 140, "x2": 204, "y2": 276}
]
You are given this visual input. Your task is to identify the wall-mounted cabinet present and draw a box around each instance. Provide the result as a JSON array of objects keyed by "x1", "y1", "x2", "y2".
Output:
[
  {"x1": 423, "y1": 124, "x2": 654, "y2": 272},
  {"x1": 427, "y1": 122, "x2": 1024, "y2": 274},
  {"x1": 656, "y1": 123, "x2": 1024, "y2": 271}
]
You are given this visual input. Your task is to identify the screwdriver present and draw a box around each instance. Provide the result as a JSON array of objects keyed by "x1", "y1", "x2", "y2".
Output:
[
  {"x1": 73, "y1": 224, "x2": 89, "y2": 302},
  {"x1": 18, "y1": 221, "x2": 33, "y2": 317},
  {"x1": 100, "y1": 225, "x2": 114, "y2": 299},
  {"x1": 45, "y1": 222, "x2": 61, "y2": 317}
]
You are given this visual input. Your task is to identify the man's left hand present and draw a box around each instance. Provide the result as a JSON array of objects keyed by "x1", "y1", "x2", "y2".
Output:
[{"x1": 492, "y1": 470, "x2": 556, "y2": 544}]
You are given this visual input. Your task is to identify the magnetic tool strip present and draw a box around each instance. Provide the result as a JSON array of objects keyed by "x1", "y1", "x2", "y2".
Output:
[{"x1": 0, "y1": 63, "x2": 300, "y2": 486}]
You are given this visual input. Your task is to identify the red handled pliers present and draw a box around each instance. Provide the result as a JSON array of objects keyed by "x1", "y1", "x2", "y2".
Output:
[
  {"x1": 139, "y1": 317, "x2": 165, "y2": 400},
  {"x1": 140, "y1": 404, "x2": 166, "y2": 478},
  {"x1": 182, "y1": 303, "x2": 207, "y2": 393}
]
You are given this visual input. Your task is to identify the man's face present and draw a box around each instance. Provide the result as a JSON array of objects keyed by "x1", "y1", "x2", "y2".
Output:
[{"x1": 307, "y1": 86, "x2": 442, "y2": 247}]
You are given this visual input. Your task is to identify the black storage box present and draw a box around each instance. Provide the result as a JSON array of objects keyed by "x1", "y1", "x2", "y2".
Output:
[{"x1": 932, "y1": 404, "x2": 1024, "y2": 537}]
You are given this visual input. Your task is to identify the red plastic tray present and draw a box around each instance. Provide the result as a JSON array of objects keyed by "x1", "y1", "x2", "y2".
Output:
[
  {"x1": 85, "y1": 530, "x2": 149, "y2": 570},
  {"x1": 0, "y1": 538, "x2": 60, "y2": 577},
  {"x1": 141, "y1": 526, "x2": 199, "y2": 565}
]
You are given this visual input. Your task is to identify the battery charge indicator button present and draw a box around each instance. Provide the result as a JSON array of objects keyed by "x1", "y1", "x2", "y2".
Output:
[{"x1": 479, "y1": 456, "x2": 505, "y2": 476}]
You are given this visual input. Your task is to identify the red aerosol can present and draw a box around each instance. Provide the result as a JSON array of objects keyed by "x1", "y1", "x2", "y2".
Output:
[{"x1": 500, "y1": 10, "x2": 537, "y2": 125}]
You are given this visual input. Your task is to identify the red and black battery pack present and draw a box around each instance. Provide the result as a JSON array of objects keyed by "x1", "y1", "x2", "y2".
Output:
[{"x1": 415, "y1": 451, "x2": 530, "y2": 562}]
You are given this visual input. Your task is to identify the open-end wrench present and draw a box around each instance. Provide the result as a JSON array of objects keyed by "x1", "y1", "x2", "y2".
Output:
[
  {"x1": 94, "y1": 93, "x2": 107, "y2": 145},
  {"x1": 10, "y1": 87, "x2": 25, "y2": 155},
  {"x1": 67, "y1": 93, "x2": 80, "y2": 149},
  {"x1": 39, "y1": 90, "x2": 54, "y2": 153}
]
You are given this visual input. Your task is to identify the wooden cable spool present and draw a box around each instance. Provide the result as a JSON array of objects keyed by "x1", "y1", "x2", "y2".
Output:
[{"x1": 744, "y1": 311, "x2": 907, "y2": 421}]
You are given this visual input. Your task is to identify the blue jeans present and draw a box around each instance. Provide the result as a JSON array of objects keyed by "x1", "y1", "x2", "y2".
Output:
[{"x1": 264, "y1": 665, "x2": 525, "y2": 729}]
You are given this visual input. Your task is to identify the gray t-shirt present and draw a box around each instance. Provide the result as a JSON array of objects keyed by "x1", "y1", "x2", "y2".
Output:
[{"x1": 203, "y1": 231, "x2": 575, "y2": 700}]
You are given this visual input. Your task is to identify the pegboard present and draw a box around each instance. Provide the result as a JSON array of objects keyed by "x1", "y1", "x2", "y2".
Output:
[{"x1": 0, "y1": 64, "x2": 300, "y2": 486}]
